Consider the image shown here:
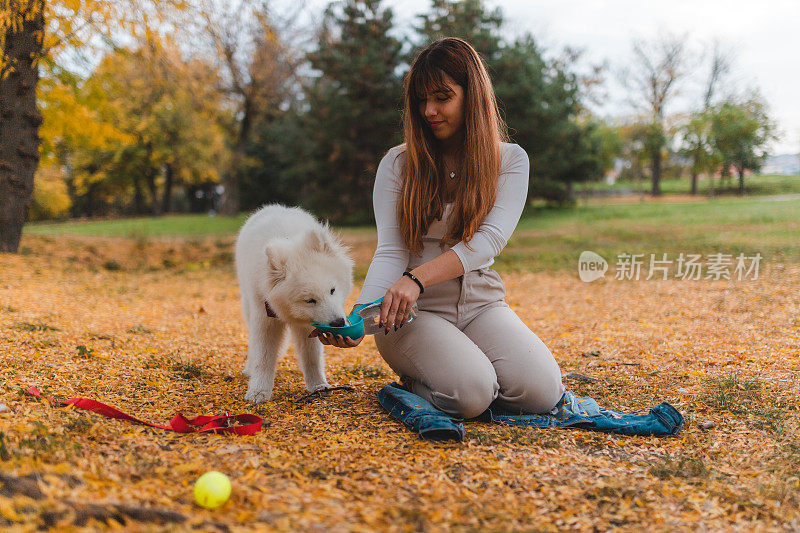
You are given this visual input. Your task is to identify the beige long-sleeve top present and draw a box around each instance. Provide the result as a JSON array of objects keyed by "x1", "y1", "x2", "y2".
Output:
[{"x1": 354, "y1": 142, "x2": 530, "y2": 306}]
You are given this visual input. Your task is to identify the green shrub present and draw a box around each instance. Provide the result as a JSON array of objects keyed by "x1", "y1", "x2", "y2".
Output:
[{"x1": 529, "y1": 179, "x2": 574, "y2": 205}]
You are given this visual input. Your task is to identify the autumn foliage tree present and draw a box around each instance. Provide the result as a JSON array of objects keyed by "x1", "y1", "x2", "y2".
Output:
[
  {"x1": 1, "y1": 0, "x2": 46, "y2": 252},
  {"x1": 186, "y1": 0, "x2": 302, "y2": 215},
  {"x1": 36, "y1": 63, "x2": 134, "y2": 217},
  {"x1": 66, "y1": 39, "x2": 229, "y2": 217},
  {"x1": 0, "y1": 0, "x2": 185, "y2": 252}
]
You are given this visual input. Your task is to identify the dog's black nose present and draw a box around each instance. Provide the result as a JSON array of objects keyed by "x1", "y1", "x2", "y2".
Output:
[{"x1": 329, "y1": 317, "x2": 346, "y2": 327}]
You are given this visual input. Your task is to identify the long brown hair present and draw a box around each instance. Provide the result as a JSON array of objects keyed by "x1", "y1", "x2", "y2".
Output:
[{"x1": 396, "y1": 37, "x2": 510, "y2": 256}]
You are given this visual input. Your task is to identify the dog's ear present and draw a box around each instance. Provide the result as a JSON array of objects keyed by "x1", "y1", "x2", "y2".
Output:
[
  {"x1": 264, "y1": 243, "x2": 288, "y2": 287},
  {"x1": 304, "y1": 226, "x2": 337, "y2": 255}
]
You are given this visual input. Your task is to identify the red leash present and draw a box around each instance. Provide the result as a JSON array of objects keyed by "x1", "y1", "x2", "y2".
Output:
[{"x1": 26, "y1": 386, "x2": 263, "y2": 435}]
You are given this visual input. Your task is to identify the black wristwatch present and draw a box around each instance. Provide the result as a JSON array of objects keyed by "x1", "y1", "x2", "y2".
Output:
[{"x1": 402, "y1": 271, "x2": 425, "y2": 294}]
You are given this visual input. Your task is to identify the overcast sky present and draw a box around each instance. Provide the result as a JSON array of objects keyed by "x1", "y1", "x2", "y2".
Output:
[{"x1": 298, "y1": 0, "x2": 800, "y2": 154}]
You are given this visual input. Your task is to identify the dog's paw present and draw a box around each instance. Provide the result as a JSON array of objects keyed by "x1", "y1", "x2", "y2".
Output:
[
  {"x1": 244, "y1": 388, "x2": 273, "y2": 404},
  {"x1": 294, "y1": 382, "x2": 355, "y2": 403},
  {"x1": 308, "y1": 383, "x2": 356, "y2": 397},
  {"x1": 309, "y1": 382, "x2": 333, "y2": 395}
]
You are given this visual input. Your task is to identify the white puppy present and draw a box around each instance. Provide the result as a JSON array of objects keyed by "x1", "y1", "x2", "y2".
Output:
[{"x1": 235, "y1": 204, "x2": 354, "y2": 403}]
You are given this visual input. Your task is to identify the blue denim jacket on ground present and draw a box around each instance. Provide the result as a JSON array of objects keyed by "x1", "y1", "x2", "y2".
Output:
[{"x1": 377, "y1": 382, "x2": 684, "y2": 442}]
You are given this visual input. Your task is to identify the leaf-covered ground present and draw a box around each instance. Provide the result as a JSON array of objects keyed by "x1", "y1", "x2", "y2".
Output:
[{"x1": 1, "y1": 234, "x2": 799, "y2": 531}]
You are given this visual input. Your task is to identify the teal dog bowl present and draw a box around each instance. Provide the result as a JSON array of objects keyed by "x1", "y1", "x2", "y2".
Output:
[{"x1": 312, "y1": 312, "x2": 365, "y2": 339}]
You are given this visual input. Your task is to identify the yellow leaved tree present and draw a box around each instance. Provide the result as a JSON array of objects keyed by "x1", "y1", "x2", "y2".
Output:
[
  {"x1": 67, "y1": 35, "x2": 230, "y2": 216},
  {"x1": 0, "y1": 0, "x2": 185, "y2": 251}
]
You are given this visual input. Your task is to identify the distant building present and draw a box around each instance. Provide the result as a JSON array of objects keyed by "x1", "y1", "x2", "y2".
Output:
[
  {"x1": 604, "y1": 158, "x2": 629, "y2": 185},
  {"x1": 762, "y1": 154, "x2": 800, "y2": 175}
]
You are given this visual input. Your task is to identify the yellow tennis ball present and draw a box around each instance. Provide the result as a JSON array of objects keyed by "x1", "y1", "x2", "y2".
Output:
[{"x1": 194, "y1": 471, "x2": 231, "y2": 509}]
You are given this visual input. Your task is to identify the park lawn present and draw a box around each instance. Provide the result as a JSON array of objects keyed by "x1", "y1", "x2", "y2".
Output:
[
  {"x1": 498, "y1": 196, "x2": 800, "y2": 275},
  {"x1": 25, "y1": 213, "x2": 253, "y2": 238},
  {"x1": 0, "y1": 228, "x2": 798, "y2": 530},
  {"x1": 25, "y1": 196, "x2": 800, "y2": 278},
  {"x1": 574, "y1": 173, "x2": 800, "y2": 196}
]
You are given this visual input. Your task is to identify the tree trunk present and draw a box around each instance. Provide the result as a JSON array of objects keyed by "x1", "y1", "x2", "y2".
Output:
[
  {"x1": 0, "y1": 1, "x2": 45, "y2": 253},
  {"x1": 690, "y1": 171, "x2": 698, "y2": 195},
  {"x1": 186, "y1": 185, "x2": 204, "y2": 212},
  {"x1": 737, "y1": 165, "x2": 745, "y2": 195},
  {"x1": 145, "y1": 168, "x2": 162, "y2": 216},
  {"x1": 219, "y1": 98, "x2": 255, "y2": 215},
  {"x1": 650, "y1": 148, "x2": 662, "y2": 196},
  {"x1": 84, "y1": 184, "x2": 95, "y2": 218},
  {"x1": 633, "y1": 158, "x2": 645, "y2": 202},
  {"x1": 161, "y1": 163, "x2": 174, "y2": 214},
  {"x1": 720, "y1": 163, "x2": 730, "y2": 192},
  {"x1": 133, "y1": 173, "x2": 145, "y2": 214}
]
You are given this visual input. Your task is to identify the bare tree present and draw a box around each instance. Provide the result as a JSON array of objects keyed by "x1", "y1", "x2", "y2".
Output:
[
  {"x1": 703, "y1": 39, "x2": 733, "y2": 110},
  {"x1": 620, "y1": 32, "x2": 691, "y2": 195},
  {"x1": 185, "y1": 0, "x2": 311, "y2": 215},
  {"x1": 680, "y1": 39, "x2": 735, "y2": 197}
]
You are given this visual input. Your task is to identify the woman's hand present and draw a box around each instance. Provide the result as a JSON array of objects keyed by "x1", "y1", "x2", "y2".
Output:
[
  {"x1": 308, "y1": 328, "x2": 365, "y2": 348},
  {"x1": 381, "y1": 275, "x2": 421, "y2": 333},
  {"x1": 308, "y1": 305, "x2": 364, "y2": 347}
]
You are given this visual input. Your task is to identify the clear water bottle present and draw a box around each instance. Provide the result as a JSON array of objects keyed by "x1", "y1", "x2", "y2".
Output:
[{"x1": 351, "y1": 297, "x2": 418, "y2": 335}]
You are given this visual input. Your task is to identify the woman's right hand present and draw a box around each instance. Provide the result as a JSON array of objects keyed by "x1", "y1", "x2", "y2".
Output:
[{"x1": 381, "y1": 275, "x2": 421, "y2": 332}]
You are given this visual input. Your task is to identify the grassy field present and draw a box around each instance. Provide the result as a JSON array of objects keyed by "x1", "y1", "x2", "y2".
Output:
[
  {"x1": 25, "y1": 213, "x2": 252, "y2": 237},
  {"x1": 25, "y1": 195, "x2": 800, "y2": 277},
  {"x1": 499, "y1": 195, "x2": 800, "y2": 274},
  {"x1": 574, "y1": 173, "x2": 800, "y2": 196}
]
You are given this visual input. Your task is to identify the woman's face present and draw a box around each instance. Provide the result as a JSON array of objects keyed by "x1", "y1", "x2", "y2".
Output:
[{"x1": 418, "y1": 72, "x2": 465, "y2": 144}]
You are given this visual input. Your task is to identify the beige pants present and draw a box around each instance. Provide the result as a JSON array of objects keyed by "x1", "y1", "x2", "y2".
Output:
[{"x1": 374, "y1": 267, "x2": 566, "y2": 419}]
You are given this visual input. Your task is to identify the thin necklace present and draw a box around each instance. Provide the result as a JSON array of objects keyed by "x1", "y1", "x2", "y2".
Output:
[
  {"x1": 445, "y1": 161, "x2": 456, "y2": 179},
  {"x1": 444, "y1": 149, "x2": 462, "y2": 179}
]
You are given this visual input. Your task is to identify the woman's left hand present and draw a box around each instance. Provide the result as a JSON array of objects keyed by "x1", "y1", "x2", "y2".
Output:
[
  {"x1": 309, "y1": 329, "x2": 364, "y2": 348},
  {"x1": 380, "y1": 276, "x2": 421, "y2": 333}
]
